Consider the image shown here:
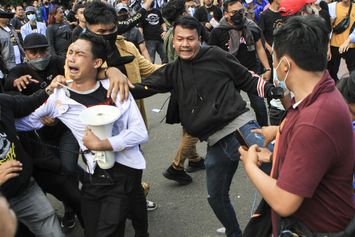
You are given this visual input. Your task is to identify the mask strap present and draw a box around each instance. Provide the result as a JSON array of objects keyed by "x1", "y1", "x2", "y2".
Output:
[{"x1": 283, "y1": 56, "x2": 291, "y2": 79}]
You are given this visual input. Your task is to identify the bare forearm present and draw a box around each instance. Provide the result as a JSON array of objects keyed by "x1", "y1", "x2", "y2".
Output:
[
  {"x1": 257, "y1": 46, "x2": 270, "y2": 69},
  {"x1": 265, "y1": 42, "x2": 273, "y2": 55}
]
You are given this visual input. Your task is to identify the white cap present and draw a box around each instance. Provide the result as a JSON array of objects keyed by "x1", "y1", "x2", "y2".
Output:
[
  {"x1": 115, "y1": 3, "x2": 129, "y2": 12},
  {"x1": 245, "y1": 0, "x2": 253, "y2": 4}
]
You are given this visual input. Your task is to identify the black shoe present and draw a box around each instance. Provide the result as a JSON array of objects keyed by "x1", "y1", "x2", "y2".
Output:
[
  {"x1": 186, "y1": 158, "x2": 205, "y2": 173},
  {"x1": 162, "y1": 166, "x2": 192, "y2": 185},
  {"x1": 60, "y1": 211, "x2": 76, "y2": 233}
]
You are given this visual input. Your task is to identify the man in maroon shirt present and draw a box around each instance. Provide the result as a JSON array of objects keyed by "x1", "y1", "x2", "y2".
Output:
[{"x1": 239, "y1": 15, "x2": 355, "y2": 236}]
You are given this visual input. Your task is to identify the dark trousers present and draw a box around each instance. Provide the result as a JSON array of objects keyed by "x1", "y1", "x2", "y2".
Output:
[
  {"x1": 33, "y1": 169, "x2": 83, "y2": 226},
  {"x1": 328, "y1": 46, "x2": 355, "y2": 82},
  {"x1": 247, "y1": 93, "x2": 269, "y2": 126},
  {"x1": 81, "y1": 163, "x2": 148, "y2": 237}
]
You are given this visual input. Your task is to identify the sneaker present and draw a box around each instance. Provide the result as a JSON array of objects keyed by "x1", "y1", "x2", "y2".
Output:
[
  {"x1": 60, "y1": 211, "x2": 76, "y2": 233},
  {"x1": 146, "y1": 200, "x2": 158, "y2": 211},
  {"x1": 162, "y1": 165, "x2": 192, "y2": 185},
  {"x1": 186, "y1": 158, "x2": 205, "y2": 173},
  {"x1": 216, "y1": 227, "x2": 226, "y2": 234}
]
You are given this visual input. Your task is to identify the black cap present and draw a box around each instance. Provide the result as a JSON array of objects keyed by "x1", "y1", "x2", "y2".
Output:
[
  {"x1": 23, "y1": 33, "x2": 49, "y2": 49},
  {"x1": 0, "y1": 9, "x2": 15, "y2": 19}
]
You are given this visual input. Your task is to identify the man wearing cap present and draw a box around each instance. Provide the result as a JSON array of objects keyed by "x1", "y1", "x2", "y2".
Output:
[
  {"x1": 4, "y1": 33, "x2": 64, "y2": 94},
  {"x1": 117, "y1": 3, "x2": 152, "y2": 62},
  {"x1": 278, "y1": 0, "x2": 317, "y2": 17},
  {"x1": 20, "y1": 6, "x2": 47, "y2": 40},
  {"x1": 0, "y1": 9, "x2": 23, "y2": 71}
]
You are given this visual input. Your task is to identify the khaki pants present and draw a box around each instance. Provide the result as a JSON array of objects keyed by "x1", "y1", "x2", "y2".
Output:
[
  {"x1": 135, "y1": 99, "x2": 148, "y2": 129},
  {"x1": 172, "y1": 129, "x2": 201, "y2": 170}
]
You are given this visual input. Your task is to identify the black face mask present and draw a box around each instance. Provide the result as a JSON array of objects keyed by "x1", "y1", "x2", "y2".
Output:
[
  {"x1": 117, "y1": 14, "x2": 129, "y2": 21},
  {"x1": 102, "y1": 31, "x2": 118, "y2": 46},
  {"x1": 231, "y1": 9, "x2": 246, "y2": 30},
  {"x1": 86, "y1": 28, "x2": 118, "y2": 47}
]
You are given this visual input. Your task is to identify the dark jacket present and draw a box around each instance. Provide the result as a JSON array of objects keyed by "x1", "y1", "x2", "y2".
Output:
[
  {"x1": 131, "y1": 46, "x2": 276, "y2": 140},
  {"x1": 0, "y1": 90, "x2": 48, "y2": 199},
  {"x1": 46, "y1": 23, "x2": 72, "y2": 57}
]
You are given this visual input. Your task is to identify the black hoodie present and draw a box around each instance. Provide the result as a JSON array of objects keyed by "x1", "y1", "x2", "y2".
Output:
[
  {"x1": 131, "y1": 46, "x2": 277, "y2": 140},
  {"x1": 0, "y1": 90, "x2": 48, "y2": 199}
]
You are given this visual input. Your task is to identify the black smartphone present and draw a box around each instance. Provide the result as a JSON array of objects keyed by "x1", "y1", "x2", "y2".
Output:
[{"x1": 234, "y1": 129, "x2": 249, "y2": 149}]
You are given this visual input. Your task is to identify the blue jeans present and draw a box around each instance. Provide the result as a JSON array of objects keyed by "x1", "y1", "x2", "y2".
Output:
[
  {"x1": 9, "y1": 178, "x2": 64, "y2": 237},
  {"x1": 145, "y1": 39, "x2": 167, "y2": 63},
  {"x1": 205, "y1": 133, "x2": 242, "y2": 237}
]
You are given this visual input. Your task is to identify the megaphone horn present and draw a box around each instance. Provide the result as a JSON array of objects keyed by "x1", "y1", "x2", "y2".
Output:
[{"x1": 79, "y1": 105, "x2": 121, "y2": 169}]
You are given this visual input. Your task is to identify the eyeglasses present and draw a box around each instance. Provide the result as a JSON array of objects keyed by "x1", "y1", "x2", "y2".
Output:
[{"x1": 227, "y1": 9, "x2": 244, "y2": 15}]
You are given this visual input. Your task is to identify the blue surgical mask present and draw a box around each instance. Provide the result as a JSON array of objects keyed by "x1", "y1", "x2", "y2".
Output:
[
  {"x1": 27, "y1": 14, "x2": 36, "y2": 21},
  {"x1": 273, "y1": 56, "x2": 290, "y2": 92},
  {"x1": 188, "y1": 7, "x2": 196, "y2": 16}
]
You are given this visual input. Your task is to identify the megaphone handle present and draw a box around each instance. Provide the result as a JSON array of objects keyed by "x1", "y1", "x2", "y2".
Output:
[{"x1": 94, "y1": 152, "x2": 106, "y2": 163}]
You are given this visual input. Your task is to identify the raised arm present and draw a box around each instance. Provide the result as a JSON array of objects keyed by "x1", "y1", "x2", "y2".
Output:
[{"x1": 130, "y1": 65, "x2": 173, "y2": 99}]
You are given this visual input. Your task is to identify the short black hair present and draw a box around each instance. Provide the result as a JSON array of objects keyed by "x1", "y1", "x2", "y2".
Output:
[
  {"x1": 223, "y1": 0, "x2": 242, "y2": 11},
  {"x1": 84, "y1": 1, "x2": 118, "y2": 26},
  {"x1": 337, "y1": 71, "x2": 355, "y2": 104},
  {"x1": 73, "y1": 3, "x2": 86, "y2": 14},
  {"x1": 162, "y1": 0, "x2": 186, "y2": 24},
  {"x1": 173, "y1": 16, "x2": 201, "y2": 37},
  {"x1": 273, "y1": 15, "x2": 330, "y2": 72},
  {"x1": 77, "y1": 31, "x2": 109, "y2": 62}
]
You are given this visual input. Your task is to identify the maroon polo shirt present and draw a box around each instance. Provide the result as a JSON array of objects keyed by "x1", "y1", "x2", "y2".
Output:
[{"x1": 272, "y1": 71, "x2": 355, "y2": 235}]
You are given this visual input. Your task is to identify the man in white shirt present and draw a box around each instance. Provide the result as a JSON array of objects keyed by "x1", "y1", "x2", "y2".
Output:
[
  {"x1": 16, "y1": 32, "x2": 149, "y2": 237},
  {"x1": 20, "y1": 6, "x2": 47, "y2": 39}
]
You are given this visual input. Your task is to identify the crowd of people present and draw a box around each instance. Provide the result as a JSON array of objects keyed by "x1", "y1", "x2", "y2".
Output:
[{"x1": 0, "y1": 0, "x2": 354, "y2": 237}]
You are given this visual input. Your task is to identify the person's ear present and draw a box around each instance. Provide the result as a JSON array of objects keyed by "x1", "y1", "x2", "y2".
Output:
[
  {"x1": 281, "y1": 57, "x2": 291, "y2": 72},
  {"x1": 93, "y1": 58, "x2": 103, "y2": 69}
]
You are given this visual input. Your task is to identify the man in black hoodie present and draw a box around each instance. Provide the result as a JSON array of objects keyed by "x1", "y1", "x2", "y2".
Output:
[{"x1": 130, "y1": 16, "x2": 283, "y2": 237}]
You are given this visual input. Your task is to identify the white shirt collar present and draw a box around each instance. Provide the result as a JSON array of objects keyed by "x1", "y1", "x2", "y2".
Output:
[{"x1": 292, "y1": 99, "x2": 304, "y2": 109}]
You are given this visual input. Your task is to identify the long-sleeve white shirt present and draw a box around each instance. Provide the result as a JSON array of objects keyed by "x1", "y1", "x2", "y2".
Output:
[{"x1": 16, "y1": 79, "x2": 148, "y2": 173}]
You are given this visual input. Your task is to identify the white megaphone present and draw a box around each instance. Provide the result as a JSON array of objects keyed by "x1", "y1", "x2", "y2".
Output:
[{"x1": 79, "y1": 105, "x2": 120, "y2": 169}]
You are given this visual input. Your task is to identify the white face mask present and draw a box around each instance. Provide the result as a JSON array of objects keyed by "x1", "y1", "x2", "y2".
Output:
[
  {"x1": 273, "y1": 56, "x2": 291, "y2": 92},
  {"x1": 27, "y1": 14, "x2": 36, "y2": 21}
]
